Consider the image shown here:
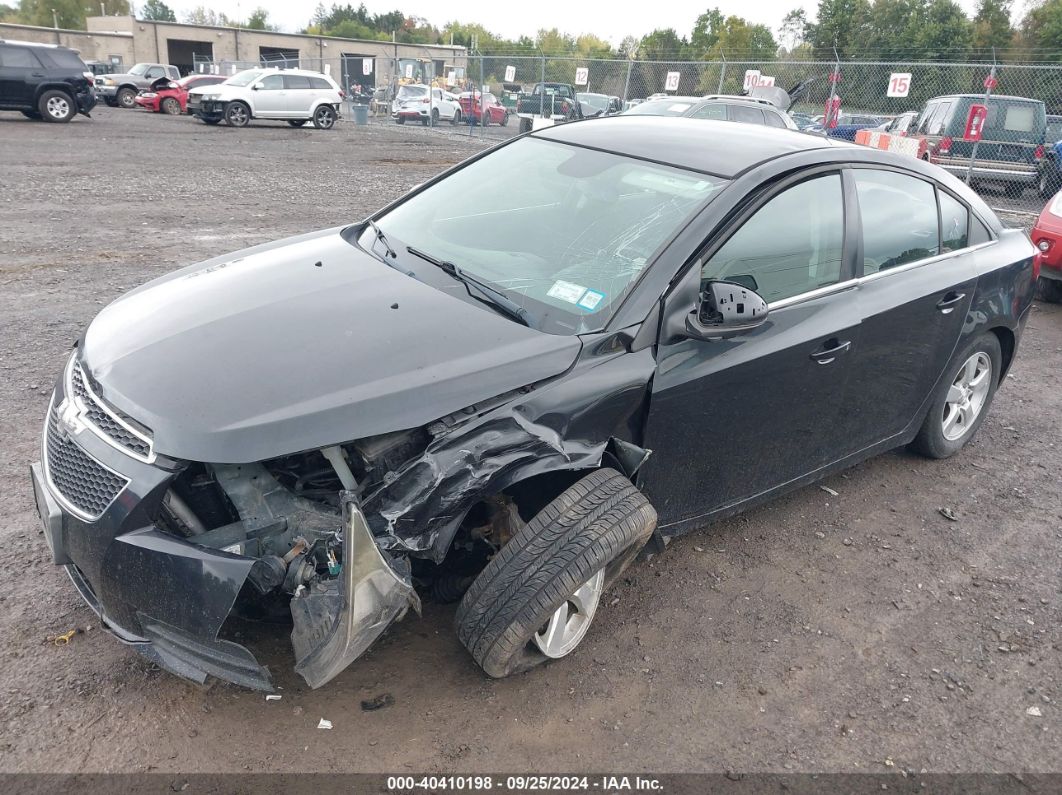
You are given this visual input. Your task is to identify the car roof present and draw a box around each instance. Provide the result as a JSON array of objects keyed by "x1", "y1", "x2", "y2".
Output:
[
  {"x1": 927, "y1": 93, "x2": 1043, "y2": 103},
  {"x1": 533, "y1": 116, "x2": 840, "y2": 178},
  {"x1": 700, "y1": 94, "x2": 775, "y2": 106}
]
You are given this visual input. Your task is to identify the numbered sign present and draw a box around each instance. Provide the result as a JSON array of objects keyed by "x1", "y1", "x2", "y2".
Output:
[
  {"x1": 504, "y1": 64, "x2": 516, "y2": 82},
  {"x1": 575, "y1": 67, "x2": 589, "y2": 86},
  {"x1": 404, "y1": 63, "x2": 414, "y2": 79},
  {"x1": 757, "y1": 75, "x2": 775, "y2": 87},
  {"x1": 665, "y1": 71, "x2": 681, "y2": 92},
  {"x1": 743, "y1": 69, "x2": 761, "y2": 90},
  {"x1": 324, "y1": 64, "x2": 331, "y2": 76},
  {"x1": 887, "y1": 72, "x2": 911, "y2": 98},
  {"x1": 446, "y1": 71, "x2": 456, "y2": 87},
  {"x1": 362, "y1": 58, "x2": 373, "y2": 76}
]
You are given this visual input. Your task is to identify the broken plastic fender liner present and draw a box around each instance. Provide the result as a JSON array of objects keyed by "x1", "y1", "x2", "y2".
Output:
[{"x1": 290, "y1": 492, "x2": 420, "y2": 689}]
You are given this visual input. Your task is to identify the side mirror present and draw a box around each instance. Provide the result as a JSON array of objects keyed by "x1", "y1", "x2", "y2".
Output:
[
  {"x1": 684, "y1": 280, "x2": 769, "y2": 341},
  {"x1": 252, "y1": 84, "x2": 261, "y2": 90}
]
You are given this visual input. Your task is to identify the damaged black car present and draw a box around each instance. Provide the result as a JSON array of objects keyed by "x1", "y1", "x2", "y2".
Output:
[{"x1": 31, "y1": 117, "x2": 1036, "y2": 690}]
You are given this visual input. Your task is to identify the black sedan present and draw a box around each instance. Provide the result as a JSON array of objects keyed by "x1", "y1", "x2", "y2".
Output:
[{"x1": 31, "y1": 117, "x2": 1035, "y2": 691}]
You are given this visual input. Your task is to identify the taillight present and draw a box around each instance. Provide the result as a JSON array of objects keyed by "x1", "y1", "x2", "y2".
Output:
[
  {"x1": 938, "y1": 136, "x2": 953, "y2": 155},
  {"x1": 339, "y1": 89, "x2": 345, "y2": 99},
  {"x1": 1035, "y1": 145, "x2": 1045, "y2": 160},
  {"x1": 421, "y1": 97, "x2": 429, "y2": 104}
]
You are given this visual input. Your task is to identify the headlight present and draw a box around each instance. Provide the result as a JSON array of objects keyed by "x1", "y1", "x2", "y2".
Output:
[
  {"x1": 1039, "y1": 239, "x2": 1051, "y2": 251},
  {"x1": 102, "y1": 78, "x2": 115, "y2": 86}
]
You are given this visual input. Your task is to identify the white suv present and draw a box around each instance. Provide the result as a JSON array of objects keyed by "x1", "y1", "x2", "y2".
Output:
[
  {"x1": 392, "y1": 84, "x2": 462, "y2": 125},
  {"x1": 193, "y1": 68, "x2": 343, "y2": 129}
]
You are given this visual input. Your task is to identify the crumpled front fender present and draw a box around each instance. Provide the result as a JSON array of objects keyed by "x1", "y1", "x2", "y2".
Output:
[{"x1": 290, "y1": 493, "x2": 420, "y2": 689}]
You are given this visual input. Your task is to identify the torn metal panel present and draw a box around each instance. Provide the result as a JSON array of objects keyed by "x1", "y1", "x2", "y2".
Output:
[
  {"x1": 291, "y1": 493, "x2": 420, "y2": 689},
  {"x1": 364, "y1": 344, "x2": 658, "y2": 560}
]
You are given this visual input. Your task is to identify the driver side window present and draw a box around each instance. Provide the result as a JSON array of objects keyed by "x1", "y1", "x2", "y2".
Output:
[
  {"x1": 701, "y1": 173, "x2": 845, "y2": 303},
  {"x1": 258, "y1": 74, "x2": 284, "y2": 90}
]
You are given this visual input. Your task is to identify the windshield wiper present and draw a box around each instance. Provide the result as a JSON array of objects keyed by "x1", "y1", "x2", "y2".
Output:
[
  {"x1": 365, "y1": 218, "x2": 397, "y2": 261},
  {"x1": 406, "y1": 246, "x2": 530, "y2": 327}
]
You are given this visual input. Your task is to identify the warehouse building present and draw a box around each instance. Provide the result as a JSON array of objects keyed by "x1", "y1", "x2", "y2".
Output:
[{"x1": 0, "y1": 16, "x2": 467, "y2": 91}]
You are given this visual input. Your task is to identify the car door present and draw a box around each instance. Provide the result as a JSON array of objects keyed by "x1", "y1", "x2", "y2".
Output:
[
  {"x1": 843, "y1": 167, "x2": 978, "y2": 452},
  {"x1": 640, "y1": 170, "x2": 861, "y2": 528},
  {"x1": 252, "y1": 73, "x2": 287, "y2": 116},
  {"x1": 282, "y1": 74, "x2": 313, "y2": 116},
  {"x1": 0, "y1": 44, "x2": 44, "y2": 107}
]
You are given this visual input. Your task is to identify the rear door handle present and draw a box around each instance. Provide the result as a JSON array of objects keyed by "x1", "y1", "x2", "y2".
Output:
[
  {"x1": 936, "y1": 291, "x2": 966, "y2": 313},
  {"x1": 810, "y1": 339, "x2": 851, "y2": 365}
]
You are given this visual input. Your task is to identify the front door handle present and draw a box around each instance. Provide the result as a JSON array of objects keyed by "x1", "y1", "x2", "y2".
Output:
[
  {"x1": 936, "y1": 291, "x2": 966, "y2": 313},
  {"x1": 810, "y1": 339, "x2": 851, "y2": 365}
]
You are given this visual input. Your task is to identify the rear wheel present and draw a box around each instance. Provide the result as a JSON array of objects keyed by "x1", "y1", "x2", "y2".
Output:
[
  {"x1": 430, "y1": 108, "x2": 440, "y2": 126},
  {"x1": 481, "y1": 111, "x2": 490, "y2": 128},
  {"x1": 224, "y1": 101, "x2": 250, "y2": 127},
  {"x1": 1038, "y1": 277, "x2": 1062, "y2": 303},
  {"x1": 38, "y1": 90, "x2": 75, "y2": 123},
  {"x1": 116, "y1": 87, "x2": 137, "y2": 109},
  {"x1": 396, "y1": 116, "x2": 405, "y2": 124},
  {"x1": 160, "y1": 97, "x2": 181, "y2": 115},
  {"x1": 910, "y1": 333, "x2": 1001, "y2": 459},
  {"x1": 313, "y1": 104, "x2": 336, "y2": 129},
  {"x1": 519, "y1": 117, "x2": 532, "y2": 134},
  {"x1": 451, "y1": 109, "x2": 461, "y2": 125},
  {"x1": 455, "y1": 468, "x2": 657, "y2": 678},
  {"x1": 1039, "y1": 167, "x2": 1060, "y2": 198},
  {"x1": 501, "y1": 111, "x2": 509, "y2": 127}
]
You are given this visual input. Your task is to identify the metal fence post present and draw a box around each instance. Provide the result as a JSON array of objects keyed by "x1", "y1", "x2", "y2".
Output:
[
  {"x1": 717, "y1": 56, "x2": 726, "y2": 94},
  {"x1": 824, "y1": 46, "x2": 841, "y2": 138},
  {"x1": 623, "y1": 56, "x2": 633, "y2": 104},
  {"x1": 479, "y1": 52, "x2": 485, "y2": 138},
  {"x1": 966, "y1": 56, "x2": 997, "y2": 187},
  {"x1": 540, "y1": 53, "x2": 546, "y2": 121}
]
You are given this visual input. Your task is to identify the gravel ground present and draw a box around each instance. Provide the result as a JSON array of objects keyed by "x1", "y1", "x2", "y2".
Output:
[{"x1": 0, "y1": 106, "x2": 1060, "y2": 775}]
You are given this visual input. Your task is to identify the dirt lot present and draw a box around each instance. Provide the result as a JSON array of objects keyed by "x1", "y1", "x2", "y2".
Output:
[{"x1": 0, "y1": 106, "x2": 1060, "y2": 775}]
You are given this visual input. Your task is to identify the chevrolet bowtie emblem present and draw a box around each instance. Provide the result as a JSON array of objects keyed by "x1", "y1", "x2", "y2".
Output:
[{"x1": 57, "y1": 398, "x2": 87, "y2": 440}]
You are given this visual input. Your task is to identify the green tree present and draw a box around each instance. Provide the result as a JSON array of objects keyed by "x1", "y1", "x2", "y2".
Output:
[
  {"x1": 638, "y1": 28, "x2": 691, "y2": 60},
  {"x1": 807, "y1": 0, "x2": 873, "y2": 59},
  {"x1": 18, "y1": 0, "x2": 128, "y2": 27},
  {"x1": 140, "y1": 0, "x2": 175, "y2": 21},
  {"x1": 245, "y1": 7, "x2": 278, "y2": 31},
  {"x1": 779, "y1": 8, "x2": 808, "y2": 52},
  {"x1": 182, "y1": 6, "x2": 231, "y2": 25},
  {"x1": 0, "y1": 2, "x2": 17, "y2": 20},
  {"x1": 917, "y1": 0, "x2": 972, "y2": 59},
  {"x1": 972, "y1": 0, "x2": 1013, "y2": 50},
  {"x1": 706, "y1": 16, "x2": 777, "y2": 59},
  {"x1": 691, "y1": 8, "x2": 725, "y2": 56}
]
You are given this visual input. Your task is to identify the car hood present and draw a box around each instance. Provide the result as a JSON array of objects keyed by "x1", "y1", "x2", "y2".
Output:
[{"x1": 80, "y1": 227, "x2": 583, "y2": 464}]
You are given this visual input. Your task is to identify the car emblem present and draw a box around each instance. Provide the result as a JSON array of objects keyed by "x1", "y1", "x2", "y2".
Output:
[{"x1": 56, "y1": 398, "x2": 87, "y2": 440}]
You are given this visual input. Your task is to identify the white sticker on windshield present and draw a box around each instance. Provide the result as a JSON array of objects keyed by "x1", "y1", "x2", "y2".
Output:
[
  {"x1": 577, "y1": 290, "x2": 605, "y2": 311},
  {"x1": 547, "y1": 280, "x2": 587, "y2": 304}
]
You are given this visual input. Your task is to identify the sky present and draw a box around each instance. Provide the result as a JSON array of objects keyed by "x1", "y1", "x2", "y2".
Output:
[{"x1": 155, "y1": 0, "x2": 988, "y2": 44}]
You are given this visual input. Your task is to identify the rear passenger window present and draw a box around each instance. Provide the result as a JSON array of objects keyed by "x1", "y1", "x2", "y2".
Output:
[
  {"x1": 855, "y1": 170, "x2": 939, "y2": 273},
  {"x1": 926, "y1": 102, "x2": 952, "y2": 135},
  {"x1": 689, "y1": 103, "x2": 726, "y2": 120},
  {"x1": 308, "y1": 77, "x2": 332, "y2": 90},
  {"x1": 730, "y1": 105, "x2": 765, "y2": 125},
  {"x1": 764, "y1": 112, "x2": 787, "y2": 129},
  {"x1": 702, "y1": 174, "x2": 845, "y2": 303},
  {"x1": 283, "y1": 75, "x2": 312, "y2": 89},
  {"x1": 0, "y1": 46, "x2": 43, "y2": 68},
  {"x1": 969, "y1": 216, "x2": 992, "y2": 245},
  {"x1": 939, "y1": 191, "x2": 969, "y2": 252}
]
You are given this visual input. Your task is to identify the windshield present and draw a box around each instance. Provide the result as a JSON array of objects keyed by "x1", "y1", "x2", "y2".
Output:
[
  {"x1": 397, "y1": 85, "x2": 428, "y2": 99},
  {"x1": 578, "y1": 94, "x2": 609, "y2": 111},
  {"x1": 369, "y1": 137, "x2": 726, "y2": 334},
  {"x1": 624, "y1": 98, "x2": 700, "y2": 116},
  {"x1": 128, "y1": 63, "x2": 150, "y2": 76},
  {"x1": 227, "y1": 69, "x2": 266, "y2": 87}
]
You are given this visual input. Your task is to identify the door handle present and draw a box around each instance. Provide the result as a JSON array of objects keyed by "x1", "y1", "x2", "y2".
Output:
[
  {"x1": 31, "y1": 72, "x2": 45, "y2": 77},
  {"x1": 810, "y1": 339, "x2": 851, "y2": 365},
  {"x1": 936, "y1": 291, "x2": 966, "y2": 313}
]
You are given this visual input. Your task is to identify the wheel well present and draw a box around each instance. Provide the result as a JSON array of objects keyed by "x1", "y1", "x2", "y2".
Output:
[
  {"x1": 990, "y1": 326, "x2": 1016, "y2": 378},
  {"x1": 35, "y1": 84, "x2": 74, "y2": 102}
]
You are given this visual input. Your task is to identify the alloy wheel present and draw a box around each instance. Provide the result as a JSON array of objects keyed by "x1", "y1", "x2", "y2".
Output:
[
  {"x1": 942, "y1": 352, "x2": 992, "y2": 441},
  {"x1": 315, "y1": 107, "x2": 335, "y2": 129},
  {"x1": 46, "y1": 95, "x2": 70, "y2": 120},
  {"x1": 532, "y1": 569, "x2": 604, "y2": 658}
]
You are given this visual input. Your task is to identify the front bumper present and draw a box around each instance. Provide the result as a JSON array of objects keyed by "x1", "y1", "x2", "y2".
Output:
[
  {"x1": 31, "y1": 362, "x2": 417, "y2": 690},
  {"x1": 95, "y1": 85, "x2": 117, "y2": 99},
  {"x1": 134, "y1": 93, "x2": 159, "y2": 111},
  {"x1": 936, "y1": 159, "x2": 1038, "y2": 185}
]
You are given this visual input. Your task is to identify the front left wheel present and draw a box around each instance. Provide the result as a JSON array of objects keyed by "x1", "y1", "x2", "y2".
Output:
[
  {"x1": 910, "y1": 332, "x2": 1001, "y2": 459},
  {"x1": 224, "y1": 101, "x2": 250, "y2": 127},
  {"x1": 160, "y1": 97, "x2": 181, "y2": 115},
  {"x1": 456, "y1": 468, "x2": 657, "y2": 678}
]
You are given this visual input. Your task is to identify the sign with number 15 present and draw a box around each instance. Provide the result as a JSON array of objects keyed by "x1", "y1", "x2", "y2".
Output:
[{"x1": 887, "y1": 73, "x2": 911, "y2": 98}]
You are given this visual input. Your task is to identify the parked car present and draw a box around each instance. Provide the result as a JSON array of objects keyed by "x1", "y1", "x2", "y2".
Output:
[
  {"x1": 31, "y1": 118, "x2": 1034, "y2": 692},
  {"x1": 1030, "y1": 192, "x2": 1062, "y2": 302},
  {"x1": 95, "y1": 62, "x2": 180, "y2": 108},
  {"x1": 516, "y1": 82, "x2": 584, "y2": 132},
  {"x1": 391, "y1": 84, "x2": 460, "y2": 125},
  {"x1": 879, "y1": 110, "x2": 919, "y2": 136},
  {"x1": 625, "y1": 95, "x2": 797, "y2": 130},
  {"x1": 84, "y1": 60, "x2": 119, "y2": 77},
  {"x1": 135, "y1": 74, "x2": 226, "y2": 115},
  {"x1": 1035, "y1": 114, "x2": 1062, "y2": 197},
  {"x1": 457, "y1": 90, "x2": 509, "y2": 126},
  {"x1": 790, "y1": 111, "x2": 818, "y2": 130},
  {"x1": 817, "y1": 113, "x2": 888, "y2": 140},
  {"x1": 913, "y1": 94, "x2": 1047, "y2": 196},
  {"x1": 0, "y1": 39, "x2": 96, "y2": 123},
  {"x1": 193, "y1": 68, "x2": 342, "y2": 128},
  {"x1": 577, "y1": 92, "x2": 622, "y2": 116}
]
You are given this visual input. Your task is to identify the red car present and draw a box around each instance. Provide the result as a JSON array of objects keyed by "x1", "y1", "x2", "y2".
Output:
[
  {"x1": 457, "y1": 91, "x2": 509, "y2": 127},
  {"x1": 135, "y1": 74, "x2": 226, "y2": 115},
  {"x1": 1031, "y1": 192, "x2": 1061, "y2": 302}
]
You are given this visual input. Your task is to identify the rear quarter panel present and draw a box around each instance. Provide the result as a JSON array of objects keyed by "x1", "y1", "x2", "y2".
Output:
[{"x1": 967, "y1": 228, "x2": 1036, "y2": 373}]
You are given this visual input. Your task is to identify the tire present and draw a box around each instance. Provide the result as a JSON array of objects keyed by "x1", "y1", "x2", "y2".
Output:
[
  {"x1": 455, "y1": 468, "x2": 657, "y2": 678},
  {"x1": 288, "y1": 119, "x2": 308, "y2": 127},
  {"x1": 481, "y1": 111, "x2": 489, "y2": 128},
  {"x1": 104, "y1": 97, "x2": 119, "y2": 108},
  {"x1": 160, "y1": 97, "x2": 181, "y2": 115},
  {"x1": 429, "y1": 108, "x2": 439, "y2": 126},
  {"x1": 224, "y1": 101, "x2": 250, "y2": 127},
  {"x1": 910, "y1": 332, "x2": 1002, "y2": 460},
  {"x1": 38, "y1": 90, "x2": 75, "y2": 123},
  {"x1": 396, "y1": 117, "x2": 405, "y2": 124},
  {"x1": 20, "y1": 110, "x2": 41, "y2": 119},
  {"x1": 501, "y1": 111, "x2": 509, "y2": 127},
  {"x1": 116, "y1": 87, "x2": 137, "y2": 109},
  {"x1": 519, "y1": 117, "x2": 532, "y2": 134},
  {"x1": 313, "y1": 105, "x2": 337, "y2": 129},
  {"x1": 451, "y1": 110, "x2": 461, "y2": 125},
  {"x1": 1038, "y1": 277, "x2": 1062, "y2": 303},
  {"x1": 1039, "y1": 167, "x2": 1060, "y2": 199}
]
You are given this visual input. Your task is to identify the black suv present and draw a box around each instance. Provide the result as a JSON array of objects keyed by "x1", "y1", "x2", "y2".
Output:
[{"x1": 0, "y1": 40, "x2": 96, "y2": 123}]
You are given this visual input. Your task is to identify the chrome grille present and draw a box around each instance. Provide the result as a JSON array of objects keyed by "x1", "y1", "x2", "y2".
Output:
[
  {"x1": 45, "y1": 407, "x2": 127, "y2": 520},
  {"x1": 70, "y1": 361, "x2": 153, "y2": 459}
]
